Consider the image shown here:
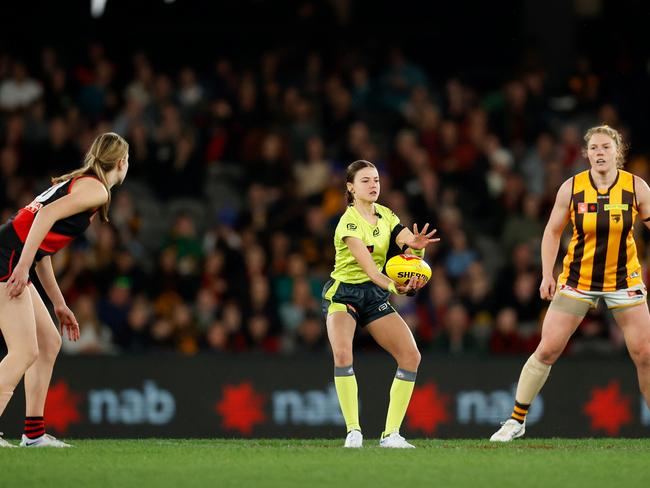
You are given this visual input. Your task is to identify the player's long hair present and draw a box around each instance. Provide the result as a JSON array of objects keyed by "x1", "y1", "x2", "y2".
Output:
[
  {"x1": 52, "y1": 132, "x2": 128, "y2": 222},
  {"x1": 583, "y1": 125, "x2": 628, "y2": 169},
  {"x1": 345, "y1": 160, "x2": 376, "y2": 204}
]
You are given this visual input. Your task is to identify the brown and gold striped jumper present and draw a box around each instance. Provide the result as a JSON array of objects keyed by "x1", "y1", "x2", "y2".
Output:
[{"x1": 557, "y1": 169, "x2": 642, "y2": 292}]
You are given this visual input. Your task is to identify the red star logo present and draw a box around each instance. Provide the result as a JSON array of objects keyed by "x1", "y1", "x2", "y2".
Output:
[
  {"x1": 405, "y1": 382, "x2": 451, "y2": 434},
  {"x1": 45, "y1": 380, "x2": 83, "y2": 434},
  {"x1": 215, "y1": 382, "x2": 266, "y2": 435},
  {"x1": 583, "y1": 381, "x2": 632, "y2": 436}
]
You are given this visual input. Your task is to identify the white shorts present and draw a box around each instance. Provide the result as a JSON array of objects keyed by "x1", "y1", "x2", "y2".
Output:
[{"x1": 555, "y1": 283, "x2": 647, "y2": 311}]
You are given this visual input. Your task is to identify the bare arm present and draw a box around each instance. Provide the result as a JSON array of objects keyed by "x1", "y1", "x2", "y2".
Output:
[
  {"x1": 34, "y1": 256, "x2": 65, "y2": 307},
  {"x1": 634, "y1": 175, "x2": 650, "y2": 230},
  {"x1": 35, "y1": 256, "x2": 80, "y2": 341},
  {"x1": 6, "y1": 178, "x2": 108, "y2": 298},
  {"x1": 539, "y1": 178, "x2": 572, "y2": 299},
  {"x1": 18, "y1": 178, "x2": 108, "y2": 269},
  {"x1": 395, "y1": 223, "x2": 440, "y2": 254},
  {"x1": 345, "y1": 236, "x2": 396, "y2": 290},
  {"x1": 344, "y1": 236, "x2": 422, "y2": 294}
]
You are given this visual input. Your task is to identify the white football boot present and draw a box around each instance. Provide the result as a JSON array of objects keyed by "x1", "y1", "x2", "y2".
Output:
[
  {"x1": 0, "y1": 433, "x2": 17, "y2": 448},
  {"x1": 379, "y1": 432, "x2": 415, "y2": 448},
  {"x1": 20, "y1": 433, "x2": 73, "y2": 448},
  {"x1": 490, "y1": 419, "x2": 526, "y2": 442},
  {"x1": 344, "y1": 429, "x2": 363, "y2": 448}
]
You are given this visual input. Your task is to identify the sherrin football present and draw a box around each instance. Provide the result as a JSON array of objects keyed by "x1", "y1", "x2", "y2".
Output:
[{"x1": 385, "y1": 254, "x2": 432, "y2": 285}]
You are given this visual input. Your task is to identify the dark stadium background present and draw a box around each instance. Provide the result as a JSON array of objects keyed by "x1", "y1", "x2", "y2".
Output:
[{"x1": 1, "y1": 0, "x2": 650, "y2": 438}]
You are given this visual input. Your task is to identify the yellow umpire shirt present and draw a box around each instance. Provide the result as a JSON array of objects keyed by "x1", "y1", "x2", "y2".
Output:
[{"x1": 331, "y1": 204, "x2": 401, "y2": 284}]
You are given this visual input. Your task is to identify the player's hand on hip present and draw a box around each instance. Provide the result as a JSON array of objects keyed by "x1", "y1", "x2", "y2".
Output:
[
  {"x1": 55, "y1": 304, "x2": 80, "y2": 341},
  {"x1": 539, "y1": 276, "x2": 556, "y2": 301},
  {"x1": 6, "y1": 263, "x2": 30, "y2": 299},
  {"x1": 408, "y1": 223, "x2": 440, "y2": 249}
]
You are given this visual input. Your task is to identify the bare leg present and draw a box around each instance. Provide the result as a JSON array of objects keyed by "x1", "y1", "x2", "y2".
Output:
[
  {"x1": 23, "y1": 286, "x2": 62, "y2": 417},
  {"x1": 0, "y1": 283, "x2": 39, "y2": 418},
  {"x1": 327, "y1": 311, "x2": 360, "y2": 433},
  {"x1": 612, "y1": 303, "x2": 650, "y2": 408},
  {"x1": 514, "y1": 309, "x2": 584, "y2": 405},
  {"x1": 367, "y1": 313, "x2": 420, "y2": 440},
  {"x1": 366, "y1": 312, "x2": 421, "y2": 371},
  {"x1": 490, "y1": 308, "x2": 583, "y2": 441}
]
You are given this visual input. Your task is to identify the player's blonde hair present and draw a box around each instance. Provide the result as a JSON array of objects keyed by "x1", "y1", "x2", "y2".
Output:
[
  {"x1": 583, "y1": 124, "x2": 627, "y2": 169},
  {"x1": 345, "y1": 160, "x2": 377, "y2": 204},
  {"x1": 52, "y1": 132, "x2": 128, "y2": 222}
]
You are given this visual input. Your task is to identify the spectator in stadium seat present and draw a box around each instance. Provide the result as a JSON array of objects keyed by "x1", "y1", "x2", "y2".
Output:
[
  {"x1": 569, "y1": 311, "x2": 613, "y2": 356},
  {"x1": 121, "y1": 295, "x2": 153, "y2": 353},
  {"x1": 98, "y1": 277, "x2": 133, "y2": 348},
  {"x1": 194, "y1": 288, "x2": 220, "y2": 333},
  {"x1": 489, "y1": 307, "x2": 524, "y2": 355},
  {"x1": 279, "y1": 278, "x2": 319, "y2": 333},
  {"x1": 170, "y1": 303, "x2": 199, "y2": 355},
  {"x1": 149, "y1": 317, "x2": 175, "y2": 352},
  {"x1": 444, "y1": 229, "x2": 478, "y2": 280},
  {"x1": 246, "y1": 314, "x2": 279, "y2": 353},
  {"x1": 204, "y1": 320, "x2": 229, "y2": 352},
  {"x1": 432, "y1": 301, "x2": 477, "y2": 355},
  {"x1": 62, "y1": 294, "x2": 114, "y2": 355},
  {"x1": 294, "y1": 136, "x2": 333, "y2": 202},
  {"x1": 379, "y1": 47, "x2": 427, "y2": 113},
  {"x1": 0, "y1": 62, "x2": 43, "y2": 111},
  {"x1": 294, "y1": 313, "x2": 326, "y2": 352}
]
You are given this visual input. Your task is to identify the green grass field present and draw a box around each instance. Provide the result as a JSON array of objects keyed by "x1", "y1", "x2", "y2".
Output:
[{"x1": 1, "y1": 439, "x2": 648, "y2": 488}]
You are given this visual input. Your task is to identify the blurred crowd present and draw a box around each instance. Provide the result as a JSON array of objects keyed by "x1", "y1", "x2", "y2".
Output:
[{"x1": 1, "y1": 42, "x2": 650, "y2": 357}]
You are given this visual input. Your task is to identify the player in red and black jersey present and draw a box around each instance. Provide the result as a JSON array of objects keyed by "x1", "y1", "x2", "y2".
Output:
[{"x1": 0, "y1": 132, "x2": 129, "y2": 448}]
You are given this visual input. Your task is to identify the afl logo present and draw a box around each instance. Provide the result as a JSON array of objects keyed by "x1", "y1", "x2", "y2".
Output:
[{"x1": 347, "y1": 223, "x2": 357, "y2": 230}]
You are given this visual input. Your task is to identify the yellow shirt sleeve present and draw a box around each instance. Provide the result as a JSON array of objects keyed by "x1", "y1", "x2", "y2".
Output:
[
  {"x1": 388, "y1": 208, "x2": 401, "y2": 232},
  {"x1": 336, "y1": 212, "x2": 364, "y2": 243}
]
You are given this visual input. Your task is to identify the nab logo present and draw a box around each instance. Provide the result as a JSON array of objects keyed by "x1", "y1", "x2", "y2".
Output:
[
  {"x1": 88, "y1": 380, "x2": 176, "y2": 425},
  {"x1": 457, "y1": 384, "x2": 543, "y2": 425},
  {"x1": 273, "y1": 384, "x2": 344, "y2": 426},
  {"x1": 346, "y1": 223, "x2": 357, "y2": 230}
]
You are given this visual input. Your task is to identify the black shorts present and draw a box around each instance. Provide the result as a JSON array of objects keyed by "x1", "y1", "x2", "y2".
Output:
[
  {"x1": 0, "y1": 246, "x2": 18, "y2": 283},
  {"x1": 321, "y1": 279, "x2": 396, "y2": 327}
]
